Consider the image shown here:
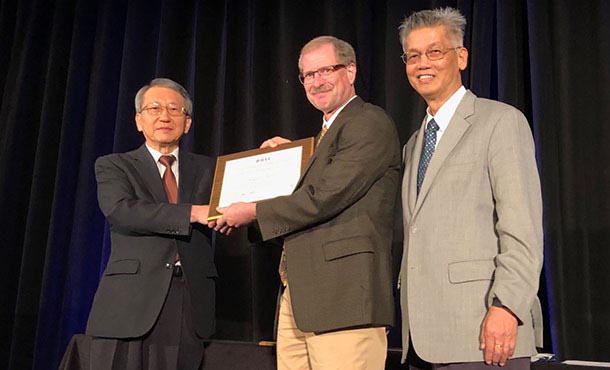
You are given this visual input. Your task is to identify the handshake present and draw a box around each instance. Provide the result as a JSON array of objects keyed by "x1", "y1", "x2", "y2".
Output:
[{"x1": 190, "y1": 136, "x2": 292, "y2": 235}]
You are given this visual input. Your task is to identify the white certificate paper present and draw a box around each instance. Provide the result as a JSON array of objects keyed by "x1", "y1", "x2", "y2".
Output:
[
  {"x1": 218, "y1": 146, "x2": 302, "y2": 207},
  {"x1": 208, "y1": 137, "x2": 314, "y2": 220}
]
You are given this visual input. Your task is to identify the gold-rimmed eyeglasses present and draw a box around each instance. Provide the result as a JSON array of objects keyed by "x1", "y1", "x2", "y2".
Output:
[
  {"x1": 298, "y1": 64, "x2": 346, "y2": 85},
  {"x1": 401, "y1": 47, "x2": 460, "y2": 65},
  {"x1": 140, "y1": 103, "x2": 188, "y2": 117}
]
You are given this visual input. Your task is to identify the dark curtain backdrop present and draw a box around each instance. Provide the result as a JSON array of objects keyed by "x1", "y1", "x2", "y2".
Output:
[{"x1": 1, "y1": 0, "x2": 609, "y2": 369}]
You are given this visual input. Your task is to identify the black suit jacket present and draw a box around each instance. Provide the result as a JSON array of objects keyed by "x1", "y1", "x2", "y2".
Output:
[{"x1": 86, "y1": 145, "x2": 217, "y2": 339}]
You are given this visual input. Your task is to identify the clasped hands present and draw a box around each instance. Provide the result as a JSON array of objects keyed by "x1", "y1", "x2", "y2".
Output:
[
  {"x1": 208, "y1": 136, "x2": 292, "y2": 235},
  {"x1": 190, "y1": 203, "x2": 254, "y2": 236}
]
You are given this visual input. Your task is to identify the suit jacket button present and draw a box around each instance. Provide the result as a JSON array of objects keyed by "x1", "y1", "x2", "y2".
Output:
[
  {"x1": 165, "y1": 263, "x2": 172, "y2": 269},
  {"x1": 411, "y1": 226, "x2": 418, "y2": 234}
]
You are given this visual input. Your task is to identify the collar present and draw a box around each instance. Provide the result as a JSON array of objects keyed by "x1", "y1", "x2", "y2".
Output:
[
  {"x1": 426, "y1": 86, "x2": 466, "y2": 132},
  {"x1": 146, "y1": 145, "x2": 180, "y2": 164},
  {"x1": 323, "y1": 95, "x2": 358, "y2": 129}
]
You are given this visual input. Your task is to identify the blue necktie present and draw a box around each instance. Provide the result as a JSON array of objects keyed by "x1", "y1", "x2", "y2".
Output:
[{"x1": 417, "y1": 119, "x2": 439, "y2": 195}]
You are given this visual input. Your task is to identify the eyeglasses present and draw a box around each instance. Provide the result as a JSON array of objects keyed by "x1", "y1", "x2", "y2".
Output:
[
  {"x1": 140, "y1": 103, "x2": 188, "y2": 117},
  {"x1": 401, "y1": 47, "x2": 460, "y2": 65},
  {"x1": 298, "y1": 64, "x2": 346, "y2": 85}
]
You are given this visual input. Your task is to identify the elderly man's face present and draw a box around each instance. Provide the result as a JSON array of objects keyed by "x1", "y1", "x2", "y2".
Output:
[
  {"x1": 300, "y1": 43, "x2": 356, "y2": 120},
  {"x1": 135, "y1": 86, "x2": 191, "y2": 152},
  {"x1": 403, "y1": 25, "x2": 468, "y2": 112}
]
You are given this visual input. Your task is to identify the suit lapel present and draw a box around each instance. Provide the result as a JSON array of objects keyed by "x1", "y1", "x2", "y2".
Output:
[
  {"x1": 412, "y1": 91, "x2": 476, "y2": 217},
  {"x1": 406, "y1": 118, "x2": 426, "y2": 215},
  {"x1": 294, "y1": 96, "x2": 364, "y2": 190},
  {"x1": 295, "y1": 146, "x2": 318, "y2": 190},
  {"x1": 131, "y1": 145, "x2": 169, "y2": 203},
  {"x1": 178, "y1": 152, "x2": 195, "y2": 203}
]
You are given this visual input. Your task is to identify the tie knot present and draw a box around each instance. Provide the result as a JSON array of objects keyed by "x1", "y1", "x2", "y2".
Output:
[
  {"x1": 316, "y1": 125, "x2": 328, "y2": 146},
  {"x1": 159, "y1": 155, "x2": 175, "y2": 168},
  {"x1": 427, "y1": 119, "x2": 439, "y2": 132}
]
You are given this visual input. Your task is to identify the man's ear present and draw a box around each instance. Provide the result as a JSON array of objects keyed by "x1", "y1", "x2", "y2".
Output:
[
  {"x1": 346, "y1": 63, "x2": 357, "y2": 84},
  {"x1": 184, "y1": 116, "x2": 192, "y2": 134},
  {"x1": 458, "y1": 47, "x2": 469, "y2": 71},
  {"x1": 135, "y1": 113, "x2": 143, "y2": 132}
]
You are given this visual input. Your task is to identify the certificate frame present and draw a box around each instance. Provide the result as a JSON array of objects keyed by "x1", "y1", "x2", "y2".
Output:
[{"x1": 208, "y1": 137, "x2": 314, "y2": 221}]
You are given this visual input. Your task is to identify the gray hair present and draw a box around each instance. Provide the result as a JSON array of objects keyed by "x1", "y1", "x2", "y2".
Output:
[
  {"x1": 398, "y1": 7, "x2": 466, "y2": 50},
  {"x1": 298, "y1": 36, "x2": 356, "y2": 72},
  {"x1": 134, "y1": 78, "x2": 193, "y2": 116}
]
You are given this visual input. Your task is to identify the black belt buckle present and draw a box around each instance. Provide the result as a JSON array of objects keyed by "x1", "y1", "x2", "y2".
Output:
[{"x1": 172, "y1": 264, "x2": 183, "y2": 277}]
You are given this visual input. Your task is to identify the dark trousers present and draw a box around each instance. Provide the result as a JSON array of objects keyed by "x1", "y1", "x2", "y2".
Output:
[
  {"x1": 61, "y1": 270, "x2": 205, "y2": 370},
  {"x1": 406, "y1": 337, "x2": 530, "y2": 370}
]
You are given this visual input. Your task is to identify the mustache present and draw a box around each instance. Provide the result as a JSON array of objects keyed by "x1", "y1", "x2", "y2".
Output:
[{"x1": 309, "y1": 85, "x2": 333, "y2": 94}]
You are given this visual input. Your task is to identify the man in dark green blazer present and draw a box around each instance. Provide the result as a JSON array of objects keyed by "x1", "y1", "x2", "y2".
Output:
[{"x1": 213, "y1": 36, "x2": 400, "y2": 369}]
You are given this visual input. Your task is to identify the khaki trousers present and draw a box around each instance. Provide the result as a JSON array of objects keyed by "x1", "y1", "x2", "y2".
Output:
[{"x1": 277, "y1": 285, "x2": 387, "y2": 370}]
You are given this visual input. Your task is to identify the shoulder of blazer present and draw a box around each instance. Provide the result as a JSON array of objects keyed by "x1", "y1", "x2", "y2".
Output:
[
  {"x1": 459, "y1": 90, "x2": 521, "y2": 123},
  {"x1": 95, "y1": 144, "x2": 151, "y2": 169},
  {"x1": 181, "y1": 151, "x2": 215, "y2": 170},
  {"x1": 332, "y1": 96, "x2": 394, "y2": 136},
  {"x1": 339, "y1": 96, "x2": 388, "y2": 119},
  {"x1": 342, "y1": 95, "x2": 365, "y2": 112}
]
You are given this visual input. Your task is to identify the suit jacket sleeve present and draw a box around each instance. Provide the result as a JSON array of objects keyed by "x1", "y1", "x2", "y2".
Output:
[
  {"x1": 486, "y1": 107, "x2": 543, "y2": 323},
  {"x1": 256, "y1": 105, "x2": 399, "y2": 240},
  {"x1": 95, "y1": 155, "x2": 192, "y2": 236}
]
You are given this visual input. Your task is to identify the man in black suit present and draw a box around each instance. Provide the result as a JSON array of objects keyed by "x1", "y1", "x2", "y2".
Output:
[{"x1": 86, "y1": 78, "x2": 216, "y2": 370}]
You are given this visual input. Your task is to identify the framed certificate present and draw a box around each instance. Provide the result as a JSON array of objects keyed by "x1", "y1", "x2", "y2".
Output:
[{"x1": 208, "y1": 137, "x2": 314, "y2": 220}]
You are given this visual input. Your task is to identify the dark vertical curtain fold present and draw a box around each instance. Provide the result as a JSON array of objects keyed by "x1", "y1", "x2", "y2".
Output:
[
  {"x1": 527, "y1": 0, "x2": 610, "y2": 361},
  {"x1": 0, "y1": 1, "x2": 609, "y2": 369}
]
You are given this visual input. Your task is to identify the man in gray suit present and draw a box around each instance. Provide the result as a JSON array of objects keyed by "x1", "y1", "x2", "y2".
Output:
[
  {"x1": 86, "y1": 78, "x2": 215, "y2": 370},
  {"x1": 398, "y1": 8, "x2": 543, "y2": 370},
  {"x1": 213, "y1": 36, "x2": 400, "y2": 369}
]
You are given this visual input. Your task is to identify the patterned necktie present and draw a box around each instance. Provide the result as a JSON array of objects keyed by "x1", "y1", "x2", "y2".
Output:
[
  {"x1": 159, "y1": 155, "x2": 178, "y2": 203},
  {"x1": 416, "y1": 119, "x2": 439, "y2": 195},
  {"x1": 316, "y1": 124, "x2": 328, "y2": 146},
  {"x1": 278, "y1": 248, "x2": 288, "y2": 286}
]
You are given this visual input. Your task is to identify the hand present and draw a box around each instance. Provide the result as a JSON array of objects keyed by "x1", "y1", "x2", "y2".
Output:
[
  {"x1": 212, "y1": 202, "x2": 257, "y2": 234},
  {"x1": 260, "y1": 136, "x2": 291, "y2": 148},
  {"x1": 479, "y1": 306, "x2": 518, "y2": 366},
  {"x1": 207, "y1": 219, "x2": 234, "y2": 235},
  {"x1": 190, "y1": 205, "x2": 209, "y2": 225}
]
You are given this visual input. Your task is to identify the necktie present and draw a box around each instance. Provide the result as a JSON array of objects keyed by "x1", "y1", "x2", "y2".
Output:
[
  {"x1": 159, "y1": 155, "x2": 178, "y2": 204},
  {"x1": 159, "y1": 155, "x2": 180, "y2": 262},
  {"x1": 416, "y1": 119, "x2": 439, "y2": 195},
  {"x1": 278, "y1": 248, "x2": 288, "y2": 286},
  {"x1": 316, "y1": 124, "x2": 328, "y2": 146}
]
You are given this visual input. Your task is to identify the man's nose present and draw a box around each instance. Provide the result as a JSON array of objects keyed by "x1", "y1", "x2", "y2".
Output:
[{"x1": 159, "y1": 107, "x2": 172, "y2": 119}]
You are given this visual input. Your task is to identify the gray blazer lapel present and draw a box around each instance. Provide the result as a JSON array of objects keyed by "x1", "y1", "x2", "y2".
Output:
[
  {"x1": 131, "y1": 145, "x2": 168, "y2": 203},
  {"x1": 413, "y1": 91, "x2": 476, "y2": 215},
  {"x1": 406, "y1": 119, "x2": 426, "y2": 214}
]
